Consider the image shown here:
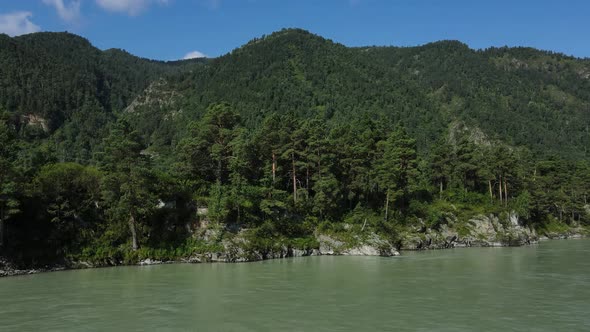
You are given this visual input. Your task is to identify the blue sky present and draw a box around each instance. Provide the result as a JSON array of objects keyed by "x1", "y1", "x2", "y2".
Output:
[{"x1": 0, "y1": 0, "x2": 587, "y2": 60}]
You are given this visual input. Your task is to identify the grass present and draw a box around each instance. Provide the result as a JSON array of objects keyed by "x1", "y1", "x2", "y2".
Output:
[
  {"x1": 74, "y1": 237, "x2": 226, "y2": 265},
  {"x1": 535, "y1": 217, "x2": 571, "y2": 236}
]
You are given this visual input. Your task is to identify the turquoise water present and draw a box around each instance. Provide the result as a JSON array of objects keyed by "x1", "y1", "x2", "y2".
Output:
[{"x1": 1, "y1": 239, "x2": 589, "y2": 331}]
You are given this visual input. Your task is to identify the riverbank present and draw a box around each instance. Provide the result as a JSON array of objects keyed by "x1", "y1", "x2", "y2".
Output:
[
  {"x1": 2, "y1": 210, "x2": 588, "y2": 278},
  {"x1": 3, "y1": 239, "x2": 590, "y2": 331},
  {"x1": 1, "y1": 229, "x2": 586, "y2": 278},
  {"x1": 0, "y1": 258, "x2": 67, "y2": 278}
]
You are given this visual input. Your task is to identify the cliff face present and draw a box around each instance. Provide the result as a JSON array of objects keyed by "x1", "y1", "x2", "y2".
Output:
[
  {"x1": 133, "y1": 211, "x2": 571, "y2": 265},
  {"x1": 2, "y1": 217, "x2": 586, "y2": 277},
  {"x1": 400, "y1": 212, "x2": 538, "y2": 250},
  {"x1": 87, "y1": 211, "x2": 589, "y2": 265},
  {"x1": 174, "y1": 230, "x2": 400, "y2": 264}
]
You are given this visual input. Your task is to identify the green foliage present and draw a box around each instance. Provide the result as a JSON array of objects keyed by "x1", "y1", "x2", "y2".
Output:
[
  {"x1": 33, "y1": 163, "x2": 101, "y2": 254},
  {"x1": 535, "y1": 216, "x2": 571, "y2": 236},
  {"x1": 0, "y1": 111, "x2": 21, "y2": 249},
  {"x1": 375, "y1": 126, "x2": 418, "y2": 220},
  {"x1": 1, "y1": 30, "x2": 589, "y2": 265},
  {"x1": 99, "y1": 119, "x2": 160, "y2": 251}
]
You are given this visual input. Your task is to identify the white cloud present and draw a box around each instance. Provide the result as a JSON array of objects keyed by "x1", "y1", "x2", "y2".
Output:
[
  {"x1": 183, "y1": 50, "x2": 207, "y2": 59},
  {"x1": 95, "y1": 0, "x2": 169, "y2": 16},
  {"x1": 0, "y1": 11, "x2": 41, "y2": 36},
  {"x1": 43, "y1": 0, "x2": 81, "y2": 23}
]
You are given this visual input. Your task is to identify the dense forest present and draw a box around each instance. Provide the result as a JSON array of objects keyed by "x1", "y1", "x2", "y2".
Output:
[{"x1": 0, "y1": 29, "x2": 589, "y2": 267}]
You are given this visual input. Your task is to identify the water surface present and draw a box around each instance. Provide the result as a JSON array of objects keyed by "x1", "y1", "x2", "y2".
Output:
[{"x1": 1, "y1": 239, "x2": 589, "y2": 331}]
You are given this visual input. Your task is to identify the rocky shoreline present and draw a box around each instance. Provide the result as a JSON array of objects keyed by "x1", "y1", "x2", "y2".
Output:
[
  {"x1": 0, "y1": 235, "x2": 585, "y2": 278},
  {"x1": 0, "y1": 259, "x2": 67, "y2": 278},
  {"x1": 0, "y1": 235, "x2": 400, "y2": 277},
  {"x1": 1, "y1": 212, "x2": 587, "y2": 278}
]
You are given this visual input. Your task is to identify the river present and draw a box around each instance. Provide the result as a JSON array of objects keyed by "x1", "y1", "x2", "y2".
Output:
[{"x1": 1, "y1": 239, "x2": 589, "y2": 331}]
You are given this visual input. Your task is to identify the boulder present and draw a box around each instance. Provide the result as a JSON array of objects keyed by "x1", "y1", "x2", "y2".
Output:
[
  {"x1": 318, "y1": 234, "x2": 345, "y2": 255},
  {"x1": 317, "y1": 233, "x2": 399, "y2": 257},
  {"x1": 139, "y1": 258, "x2": 163, "y2": 265}
]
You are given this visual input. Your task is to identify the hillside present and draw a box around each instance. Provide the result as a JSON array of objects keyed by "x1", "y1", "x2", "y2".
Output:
[
  {"x1": 127, "y1": 29, "x2": 590, "y2": 159},
  {"x1": 0, "y1": 29, "x2": 588, "y2": 267},
  {"x1": 2, "y1": 29, "x2": 589, "y2": 160},
  {"x1": 0, "y1": 32, "x2": 203, "y2": 161}
]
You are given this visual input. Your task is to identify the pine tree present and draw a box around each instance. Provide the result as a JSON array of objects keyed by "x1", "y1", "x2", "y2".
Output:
[
  {"x1": 100, "y1": 119, "x2": 158, "y2": 251},
  {"x1": 375, "y1": 126, "x2": 417, "y2": 222}
]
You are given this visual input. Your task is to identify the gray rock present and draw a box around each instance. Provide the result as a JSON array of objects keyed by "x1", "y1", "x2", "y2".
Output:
[
  {"x1": 399, "y1": 211, "x2": 540, "y2": 250},
  {"x1": 317, "y1": 233, "x2": 399, "y2": 257},
  {"x1": 139, "y1": 258, "x2": 163, "y2": 265},
  {"x1": 182, "y1": 256, "x2": 202, "y2": 263},
  {"x1": 290, "y1": 248, "x2": 315, "y2": 257},
  {"x1": 345, "y1": 245, "x2": 380, "y2": 256},
  {"x1": 318, "y1": 235, "x2": 345, "y2": 255}
]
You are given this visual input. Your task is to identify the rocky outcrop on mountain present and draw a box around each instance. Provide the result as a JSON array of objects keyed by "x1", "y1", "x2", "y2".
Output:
[{"x1": 124, "y1": 79, "x2": 182, "y2": 115}]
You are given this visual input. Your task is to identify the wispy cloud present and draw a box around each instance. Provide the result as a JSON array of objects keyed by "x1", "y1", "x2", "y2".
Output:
[
  {"x1": 183, "y1": 50, "x2": 207, "y2": 59},
  {"x1": 95, "y1": 0, "x2": 169, "y2": 16},
  {"x1": 43, "y1": 0, "x2": 81, "y2": 23},
  {"x1": 0, "y1": 11, "x2": 41, "y2": 36}
]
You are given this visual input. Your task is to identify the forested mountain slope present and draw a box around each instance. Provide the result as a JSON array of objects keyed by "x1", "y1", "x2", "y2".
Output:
[
  {"x1": 127, "y1": 29, "x2": 590, "y2": 160},
  {"x1": 0, "y1": 29, "x2": 588, "y2": 268},
  {"x1": 0, "y1": 32, "x2": 203, "y2": 161},
  {"x1": 2, "y1": 29, "x2": 589, "y2": 160}
]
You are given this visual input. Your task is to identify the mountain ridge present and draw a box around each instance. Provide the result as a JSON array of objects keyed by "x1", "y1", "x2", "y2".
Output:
[{"x1": 0, "y1": 28, "x2": 589, "y2": 160}]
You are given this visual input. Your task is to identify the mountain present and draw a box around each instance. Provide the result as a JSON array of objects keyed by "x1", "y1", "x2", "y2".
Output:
[
  {"x1": 126, "y1": 28, "x2": 590, "y2": 159},
  {"x1": 0, "y1": 31, "x2": 209, "y2": 123},
  {"x1": 0, "y1": 29, "x2": 589, "y2": 267},
  {"x1": 1, "y1": 29, "x2": 589, "y2": 159},
  {"x1": 0, "y1": 31, "x2": 206, "y2": 161}
]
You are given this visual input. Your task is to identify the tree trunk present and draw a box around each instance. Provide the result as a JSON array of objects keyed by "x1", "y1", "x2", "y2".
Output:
[
  {"x1": 306, "y1": 165, "x2": 310, "y2": 200},
  {"x1": 559, "y1": 208, "x2": 563, "y2": 221},
  {"x1": 498, "y1": 176, "x2": 503, "y2": 204},
  {"x1": 217, "y1": 151, "x2": 223, "y2": 184},
  {"x1": 292, "y1": 153, "x2": 297, "y2": 203},
  {"x1": 439, "y1": 181, "x2": 443, "y2": 200},
  {"x1": 504, "y1": 179, "x2": 508, "y2": 206},
  {"x1": 129, "y1": 214, "x2": 138, "y2": 251},
  {"x1": 318, "y1": 150, "x2": 323, "y2": 183},
  {"x1": 272, "y1": 152, "x2": 276, "y2": 185},
  {"x1": 488, "y1": 180, "x2": 493, "y2": 203},
  {"x1": 384, "y1": 189, "x2": 390, "y2": 222}
]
